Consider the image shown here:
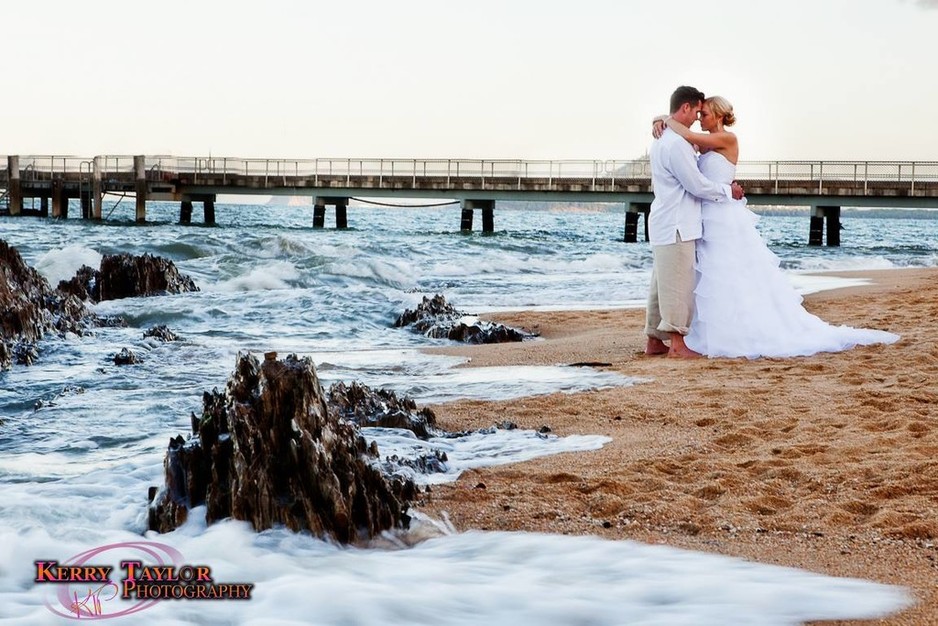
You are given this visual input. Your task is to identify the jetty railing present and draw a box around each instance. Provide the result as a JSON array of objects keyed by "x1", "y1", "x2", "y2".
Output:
[{"x1": 4, "y1": 156, "x2": 938, "y2": 194}]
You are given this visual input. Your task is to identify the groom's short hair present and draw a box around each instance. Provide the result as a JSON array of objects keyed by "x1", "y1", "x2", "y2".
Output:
[{"x1": 670, "y1": 86, "x2": 706, "y2": 114}]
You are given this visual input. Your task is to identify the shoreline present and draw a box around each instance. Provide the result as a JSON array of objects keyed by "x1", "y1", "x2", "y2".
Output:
[
  {"x1": 418, "y1": 267, "x2": 938, "y2": 625},
  {"x1": 471, "y1": 267, "x2": 929, "y2": 317}
]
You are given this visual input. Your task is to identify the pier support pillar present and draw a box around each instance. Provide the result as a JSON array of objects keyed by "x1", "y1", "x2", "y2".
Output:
[
  {"x1": 39, "y1": 196, "x2": 49, "y2": 216},
  {"x1": 624, "y1": 202, "x2": 651, "y2": 243},
  {"x1": 460, "y1": 208, "x2": 473, "y2": 231},
  {"x1": 482, "y1": 207, "x2": 494, "y2": 233},
  {"x1": 134, "y1": 155, "x2": 147, "y2": 223},
  {"x1": 92, "y1": 157, "x2": 103, "y2": 220},
  {"x1": 80, "y1": 190, "x2": 92, "y2": 218},
  {"x1": 7, "y1": 156, "x2": 22, "y2": 215},
  {"x1": 180, "y1": 200, "x2": 193, "y2": 224},
  {"x1": 460, "y1": 199, "x2": 495, "y2": 232},
  {"x1": 313, "y1": 203, "x2": 326, "y2": 228},
  {"x1": 204, "y1": 197, "x2": 216, "y2": 225},
  {"x1": 312, "y1": 196, "x2": 349, "y2": 229},
  {"x1": 809, "y1": 205, "x2": 841, "y2": 246},
  {"x1": 51, "y1": 178, "x2": 68, "y2": 219},
  {"x1": 824, "y1": 206, "x2": 841, "y2": 246}
]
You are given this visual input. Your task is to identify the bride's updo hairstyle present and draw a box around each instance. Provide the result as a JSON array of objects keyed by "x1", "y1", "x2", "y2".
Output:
[{"x1": 706, "y1": 96, "x2": 736, "y2": 127}]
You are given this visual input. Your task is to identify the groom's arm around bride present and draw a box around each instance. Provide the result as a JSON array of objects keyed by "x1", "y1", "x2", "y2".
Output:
[{"x1": 644, "y1": 85, "x2": 742, "y2": 358}]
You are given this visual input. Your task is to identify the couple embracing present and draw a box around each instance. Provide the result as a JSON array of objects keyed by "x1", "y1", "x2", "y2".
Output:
[{"x1": 644, "y1": 86, "x2": 898, "y2": 359}]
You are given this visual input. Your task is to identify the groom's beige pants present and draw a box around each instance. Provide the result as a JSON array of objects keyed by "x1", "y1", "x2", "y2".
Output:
[{"x1": 645, "y1": 233, "x2": 696, "y2": 340}]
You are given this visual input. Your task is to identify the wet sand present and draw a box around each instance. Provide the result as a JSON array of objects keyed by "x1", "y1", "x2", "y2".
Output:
[{"x1": 417, "y1": 268, "x2": 938, "y2": 625}]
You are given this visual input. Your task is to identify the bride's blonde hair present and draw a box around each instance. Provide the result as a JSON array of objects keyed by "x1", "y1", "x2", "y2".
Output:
[{"x1": 706, "y1": 96, "x2": 736, "y2": 127}]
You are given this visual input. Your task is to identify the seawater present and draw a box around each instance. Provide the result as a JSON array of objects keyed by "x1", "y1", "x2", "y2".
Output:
[{"x1": 1, "y1": 202, "x2": 928, "y2": 624}]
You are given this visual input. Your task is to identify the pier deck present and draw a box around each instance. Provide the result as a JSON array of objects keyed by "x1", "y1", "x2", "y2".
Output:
[{"x1": 3, "y1": 156, "x2": 937, "y2": 245}]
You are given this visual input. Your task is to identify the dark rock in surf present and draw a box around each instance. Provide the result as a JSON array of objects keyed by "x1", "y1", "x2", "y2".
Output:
[
  {"x1": 0, "y1": 240, "x2": 57, "y2": 366},
  {"x1": 395, "y1": 294, "x2": 461, "y2": 328},
  {"x1": 57, "y1": 265, "x2": 100, "y2": 302},
  {"x1": 59, "y1": 254, "x2": 198, "y2": 303},
  {"x1": 148, "y1": 352, "x2": 414, "y2": 543},
  {"x1": 144, "y1": 325, "x2": 179, "y2": 342},
  {"x1": 113, "y1": 348, "x2": 139, "y2": 365},
  {"x1": 327, "y1": 381, "x2": 458, "y2": 481},
  {"x1": 13, "y1": 341, "x2": 40, "y2": 366},
  {"x1": 0, "y1": 241, "x2": 179, "y2": 369},
  {"x1": 394, "y1": 294, "x2": 531, "y2": 344},
  {"x1": 327, "y1": 380, "x2": 440, "y2": 440},
  {"x1": 382, "y1": 450, "x2": 449, "y2": 477},
  {"x1": 97, "y1": 253, "x2": 198, "y2": 301},
  {"x1": 0, "y1": 239, "x2": 93, "y2": 369}
]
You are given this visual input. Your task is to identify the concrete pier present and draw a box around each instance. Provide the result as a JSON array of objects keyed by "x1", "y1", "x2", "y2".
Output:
[{"x1": 2, "y1": 155, "x2": 937, "y2": 243}]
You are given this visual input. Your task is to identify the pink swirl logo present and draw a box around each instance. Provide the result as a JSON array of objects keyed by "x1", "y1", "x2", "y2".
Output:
[{"x1": 42, "y1": 541, "x2": 184, "y2": 620}]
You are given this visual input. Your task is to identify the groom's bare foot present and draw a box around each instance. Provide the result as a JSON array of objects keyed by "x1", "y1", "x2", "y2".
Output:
[
  {"x1": 668, "y1": 345, "x2": 701, "y2": 359},
  {"x1": 667, "y1": 334, "x2": 701, "y2": 359},
  {"x1": 645, "y1": 337, "x2": 669, "y2": 355}
]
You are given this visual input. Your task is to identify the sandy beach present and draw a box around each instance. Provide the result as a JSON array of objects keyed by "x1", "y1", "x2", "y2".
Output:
[{"x1": 418, "y1": 268, "x2": 938, "y2": 625}]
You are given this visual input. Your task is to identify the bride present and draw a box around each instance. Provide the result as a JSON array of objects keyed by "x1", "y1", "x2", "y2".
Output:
[{"x1": 654, "y1": 96, "x2": 899, "y2": 358}]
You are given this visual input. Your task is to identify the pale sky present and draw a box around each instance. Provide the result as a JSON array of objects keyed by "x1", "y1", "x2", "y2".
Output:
[{"x1": 4, "y1": 0, "x2": 937, "y2": 161}]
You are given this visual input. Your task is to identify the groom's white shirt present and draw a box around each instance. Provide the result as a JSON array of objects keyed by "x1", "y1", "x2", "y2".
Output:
[{"x1": 648, "y1": 128, "x2": 733, "y2": 246}]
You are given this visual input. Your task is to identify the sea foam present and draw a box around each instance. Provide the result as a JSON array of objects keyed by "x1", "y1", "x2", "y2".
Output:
[
  {"x1": 34, "y1": 244, "x2": 103, "y2": 286},
  {"x1": 0, "y1": 523, "x2": 911, "y2": 625}
]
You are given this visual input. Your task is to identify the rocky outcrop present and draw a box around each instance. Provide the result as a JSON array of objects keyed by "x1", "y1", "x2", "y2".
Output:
[
  {"x1": 326, "y1": 381, "x2": 453, "y2": 481},
  {"x1": 144, "y1": 325, "x2": 179, "y2": 342},
  {"x1": 1, "y1": 241, "x2": 193, "y2": 369},
  {"x1": 59, "y1": 253, "x2": 198, "y2": 303},
  {"x1": 1, "y1": 241, "x2": 55, "y2": 351},
  {"x1": 395, "y1": 294, "x2": 461, "y2": 329},
  {"x1": 57, "y1": 265, "x2": 99, "y2": 302},
  {"x1": 99, "y1": 253, "x2": 198, "y2": 300},
  {"x1": 113, "y1": 348, "x2": 139, "y2": 365},
  {"x1": 0, "y1": 240, "x2": 91, "y2": 369},
  {"x1": 395, "y1": 294, "x2": 530, "y2": 344},
  {"x1": 327, "y1": 381, "x2": 440, "y2": 440},
  {"x1": 148, "y1": 352, "x2": 415, "y2": 543},
  {"x1": 13, "y1": 342, "x2": 40, "y2": 366}
]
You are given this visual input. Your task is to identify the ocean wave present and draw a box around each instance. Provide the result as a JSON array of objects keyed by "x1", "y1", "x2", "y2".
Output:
[
  {"x1": 150, "y1": 241, "x2": 214, "y2": 260},
  {"x1": 785, "y1": 255, "x2": 898, "y2": 271},
  {"x1": 211, "y1": 261, "x2": 301, "y2": 291},
  {"x1": 255, "y1": 234, "x2": 318, "y2": 259},
  {"x1": 428, "y1": 251, "x2": 643, "y2": 278},
  {"x1": 34, "y1": 244, "x2": 103, "y2": 286},
  {"x1": 326, "y1": 258, "x2": 415, "y2": 289}
]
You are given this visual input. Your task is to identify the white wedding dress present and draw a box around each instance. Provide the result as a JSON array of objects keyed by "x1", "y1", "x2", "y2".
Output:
[{"x1": 684, "y1": 151, "x2": 900, "y2": 358}]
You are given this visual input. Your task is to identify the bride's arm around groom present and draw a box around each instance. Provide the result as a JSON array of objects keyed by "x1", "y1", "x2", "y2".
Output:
[{"x1": 644, "y1": 86, "x2": 741, "y2": 358}]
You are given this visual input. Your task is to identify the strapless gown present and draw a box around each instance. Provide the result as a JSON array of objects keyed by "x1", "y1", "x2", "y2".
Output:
[{"x1": 684, "y1": 151, "x2": 900, "y2": 358}]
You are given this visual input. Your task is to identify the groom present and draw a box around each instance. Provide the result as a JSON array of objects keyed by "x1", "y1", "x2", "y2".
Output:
[{"x1": 644, "y1": 85, "x2": 743, "y2": 358}]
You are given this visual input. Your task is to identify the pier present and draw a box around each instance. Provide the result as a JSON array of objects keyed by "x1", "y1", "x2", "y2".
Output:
[{"x1": 2, "y1": 156, "x2": 937, "y2": 246}]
